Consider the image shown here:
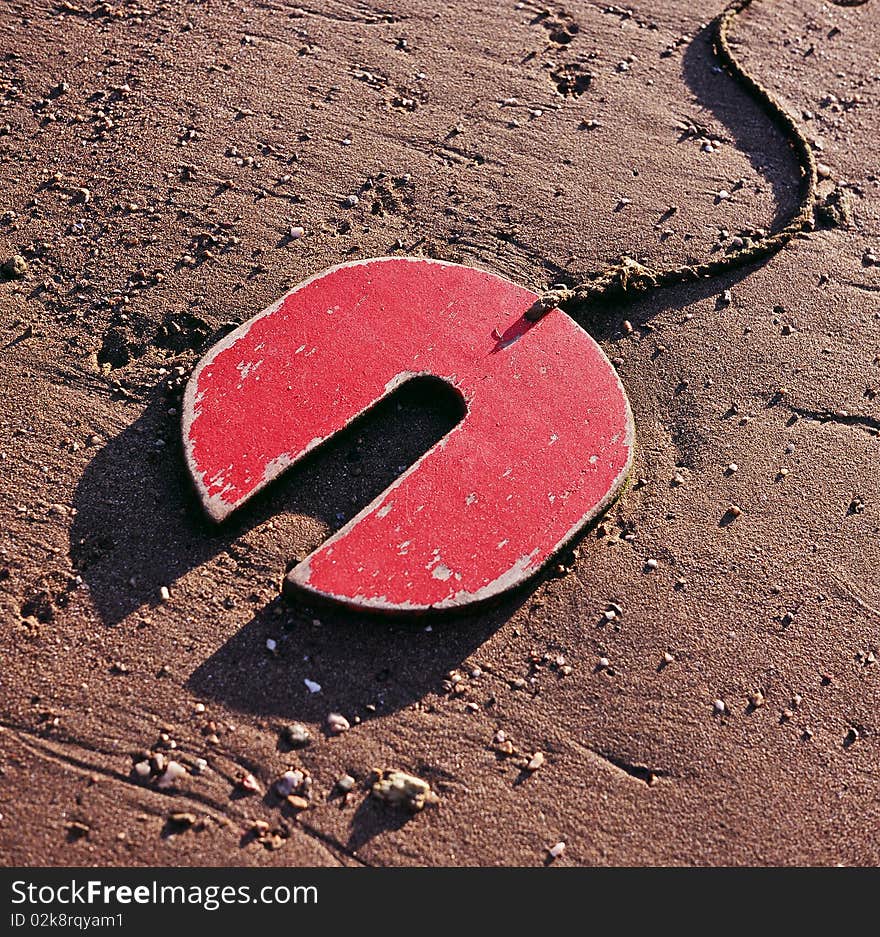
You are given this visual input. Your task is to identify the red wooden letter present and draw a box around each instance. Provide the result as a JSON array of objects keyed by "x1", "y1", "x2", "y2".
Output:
[{"x1": 183, "y1": 258, "x2": 633, "y2": 612}]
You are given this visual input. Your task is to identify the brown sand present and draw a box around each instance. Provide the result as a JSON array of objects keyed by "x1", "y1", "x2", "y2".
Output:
[{"x1": 0, "y1": 0, "x2": 878, "y2": 867}]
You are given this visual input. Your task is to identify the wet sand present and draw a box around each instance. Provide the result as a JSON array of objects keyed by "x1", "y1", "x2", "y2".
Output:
[{"x1": 1, "y1": 0, "x2": 878, "y2": 866}]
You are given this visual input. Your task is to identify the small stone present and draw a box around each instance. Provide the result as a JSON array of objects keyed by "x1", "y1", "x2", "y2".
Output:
[
  {"x1": 159, "y1": 585, "x2": 170, "y2": 602},
  {"x1": 156, "y1": 760, "x2": 186, "y2": 789},
  {"x1": 193, "y1": 758, "x2": 208, "y2": 774},
  {"x1": 748, "y1": 690, "x2": 765, "y2": 708},
  {"x1": 713, "y1": 699, "x2": 726, "y2": 715},
  {"x1": 168, "y1": 811, "x2": 196, "y2": 829},
  {"x1": 238, "y1": 772, "x2": 261, "y2": 795},
  {"x1": 371, "y1": 770, "x2": 438, "y2": 811},
  {"x1": 671, "y1": 471, "x2": 685, "y2": 486},
  {"x1": 548, "y1": 841, "x2": 566, "y2": 860},
  {"x1": 337, "y1": 774, "x2": 356, "y2": 793},
  {"x1": 282, "y1": 723, "x2": 311, "y2": 747},
  {"x1": 67, "y1": 821, "x2": 90, "y2": 840},
  {"x1": 288, "y1": 225, "x2": 305, "y2": 239},
  {"x1": 133, "y1": 760, "x2": 151, "y2": 781},
  {"x1": 644, "y1": 558, "x2": 658, "y2": 571},
  {"x1": 344, "y1": 194, "x2": 359, "y2": 207},
  {"x1": 265, "y1": 638, "x2": 277, "y2": 652},
  {"x1": 287, "y1": 794, "x2": 310, "y2": 811},
  {"x1": 727, "y1": 505, "x2": 742, "y2": 518},
  {"x1": 526, "y1": 751, "x2": 545, "y2": 771},
  {"x1": 2, "y1": 254, "x2": 28, "y2": 278},
  {"x1": 816, "y1": 162, "x2": 832, "y2": 179},
  {"x1": 662, "y1": 651, "x2": 675, "y2": 666},
  {"x1": 304, "y1": 678, "x2": 321, "y2": 693},
  {"x1": 727, "y1": 463, "x2": 738, "y2": 473},
  {"x1": 845, "y1": 726, "x2": 859, "y2": 745},
  {"x1": 597, "y1": 656, "x2": 610, "y2": 671},
  {"x1": 274, "y1": 770, "x2": 304, "y2": 797},
  {"x1": 327, "y1": 712, "x2": 350, "y2": 735}
]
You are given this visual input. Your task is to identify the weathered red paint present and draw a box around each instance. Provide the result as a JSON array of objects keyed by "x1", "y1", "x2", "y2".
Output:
[{"x1": 183, "y1": 257, "x2": 633, "y2": 612}]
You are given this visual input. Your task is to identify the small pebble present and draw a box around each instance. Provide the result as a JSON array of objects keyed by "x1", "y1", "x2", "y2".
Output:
[
  {"x1": 644, "y1": 558, "x2": 658, "y2": 571},
  {"x1": 337, "y1": 774, "x2": 356, "y2": 793},
  {"x1": 168, "y1": 811, "x2": 197, "y2": 829},
  {"x1": 274, "y1": 770, "x2": 304, "y2": 797},
  {"x1": 283, "y1": 723, "x2": 311, "y2": 747},
  {"x1": 133, "y1": 760, "x2": 151, "y2": 781},
  {"x1": 159, "y1": 585, "x2": 170, "y2": 602},
  {"x1": 526, "y1": 751, "x2": 545, "y2": 771},
  {"x1": 713, "y1": 699, "x2": 726, "y2": 715},
  {"x1": 156, "y1": 760, "x2": 186, "y2": 789},
  {"x1": 1, "y1": 254, "x2": 27, "y2": 278},
  {"x1": 548, "y1": 841, "x2": 566, "y2": 860},
  {"x1": 371, "y1": 770, "x2": 438, "y2": 811},
  {"x1": 327, "y1": 712, "x2": 350, "y2": 735},
  {"x1": 748, "y1": 690, "x2": 765, "y2": 708},
  {"x1": 304, "y1": 678, "x2": 321, "y2": 693},
  {"x1": 238, "y1": 772, "x2": 261, "y2": 794}
]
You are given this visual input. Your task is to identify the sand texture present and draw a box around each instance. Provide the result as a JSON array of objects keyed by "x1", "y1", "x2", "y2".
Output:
[{"x1": 0, "y1": 0, "x2": 878, "y2": 866}]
